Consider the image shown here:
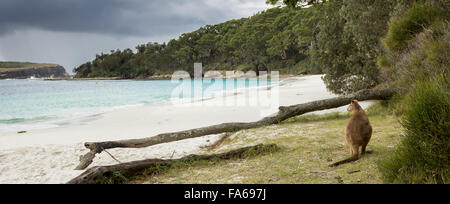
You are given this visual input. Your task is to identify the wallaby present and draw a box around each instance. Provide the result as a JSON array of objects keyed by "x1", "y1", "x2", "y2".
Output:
[{"x1": 329, "y1": 100, "x2": 372, "y2": 167}]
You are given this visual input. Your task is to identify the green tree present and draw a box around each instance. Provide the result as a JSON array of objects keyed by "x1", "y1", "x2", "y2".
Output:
[
  {"x1": 269, "y1": 0, "x2": 406, "y2": 94},
  {"x1": 74, "y1": 6, "x2": 322, "y2": 78}
]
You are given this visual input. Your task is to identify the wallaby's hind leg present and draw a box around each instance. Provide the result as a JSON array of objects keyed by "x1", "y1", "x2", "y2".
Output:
[
  {"x1": 361, "y1": 142, "x2": 368, "y2": 154},
  {"x1": 361, "y1": 141, "x2": 373, "y2": 155},
  {"x1": 329, "y1": 145, "x2": 359, "y2": 167}
]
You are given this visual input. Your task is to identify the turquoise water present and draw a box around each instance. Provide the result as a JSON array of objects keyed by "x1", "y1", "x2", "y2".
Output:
[{"x1": 0, "y1": 78, "x2": 272, "y2": 132}]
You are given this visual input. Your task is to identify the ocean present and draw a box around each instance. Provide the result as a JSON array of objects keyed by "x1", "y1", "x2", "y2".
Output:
[{"x1": 0, "y1": 78, "x2": 273, "y2": 133}]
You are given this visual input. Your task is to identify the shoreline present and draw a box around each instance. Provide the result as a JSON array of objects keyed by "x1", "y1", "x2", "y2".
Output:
[
  {"x1": 0, "y1": 75, "x2": 373, "y2": 183},
  {"x1": 43, "y1": 73, "x2": 302, "y2": 81},
  {"x1": 0, "y1": 76, "x2": 285, "y2": 134}
]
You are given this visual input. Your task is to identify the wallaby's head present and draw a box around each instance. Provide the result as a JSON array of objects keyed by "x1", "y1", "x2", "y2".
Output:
[{"x1": 347, "y1": 99, "x2": 361, "y2": 112}]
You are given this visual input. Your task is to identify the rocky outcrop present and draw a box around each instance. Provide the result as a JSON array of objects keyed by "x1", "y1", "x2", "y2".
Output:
[{"x1": 0, "y1": 66, "x2": 69, "y2": 79}]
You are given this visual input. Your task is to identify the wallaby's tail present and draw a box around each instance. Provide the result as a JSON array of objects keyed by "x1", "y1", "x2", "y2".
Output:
[{"x1": 329, "y1": 155, "x2": 359, "y2": 167}]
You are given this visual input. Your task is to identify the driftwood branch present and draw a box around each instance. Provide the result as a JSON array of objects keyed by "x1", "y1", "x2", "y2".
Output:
[
  {"x1": 75, "y1": 88, "x2": 397, "y2": 170},
  {"x1": 68, "y1": 144, "x2": 278, "y2": 184}
]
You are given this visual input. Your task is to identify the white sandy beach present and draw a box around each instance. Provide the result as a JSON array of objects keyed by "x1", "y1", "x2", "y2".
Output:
[{"x1": 0, "y1": 75, "x2": 372, "y2": 184}]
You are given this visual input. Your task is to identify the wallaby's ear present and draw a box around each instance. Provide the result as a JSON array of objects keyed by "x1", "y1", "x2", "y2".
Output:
[{"x1": 352, "y1": 99, "x2": 359, "y2": 104}]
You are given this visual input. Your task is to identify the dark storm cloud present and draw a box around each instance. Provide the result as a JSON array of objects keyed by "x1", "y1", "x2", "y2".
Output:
[
  {"x1": 0, "y1": 0, "x2": 269, "y2": 73},
  {"x1": 0, "y1": 0, "x2": 244, "y2": 36}
]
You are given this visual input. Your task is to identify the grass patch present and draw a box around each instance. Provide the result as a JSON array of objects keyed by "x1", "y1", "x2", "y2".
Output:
[
  {"x1": 127, "y1": 103, "x2": 403, "y2": 184},
  {"x1": 100, "y1": 171, "x2": 130, "y2": 184},
  {"x1": 128, "y1": 144, "x2": 280, "y2": 184}
]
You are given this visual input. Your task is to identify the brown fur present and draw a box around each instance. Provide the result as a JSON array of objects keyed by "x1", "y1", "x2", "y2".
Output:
[{"x1": 329, "y1": 100, "x2": 373, "y2": 167}]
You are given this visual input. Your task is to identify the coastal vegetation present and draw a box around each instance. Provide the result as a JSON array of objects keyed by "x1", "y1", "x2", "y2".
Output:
[
  {"x1": 70, "y1": 0, "x2": 449, "y2": 184},
  {"x1": 73, "y1": 6, "x2": 322, "y2": 80},
  {"x1": 376, "y1": 1, "x2": 449, "y2": 183},
  {"x1": 264, "y1": 0, "x2": 449, "y2": 184},
  {"x1": 378, "y1": 77, "x2": 449, "y2": 183}
]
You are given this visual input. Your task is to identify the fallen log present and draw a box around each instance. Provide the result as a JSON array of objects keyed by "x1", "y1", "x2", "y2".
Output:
[
  {"x1": 75, "y1": 88, "x2": 397, "y2": 170},
  {"x1": 68, "y1": 143, "x2": 278, "y2": 184}
]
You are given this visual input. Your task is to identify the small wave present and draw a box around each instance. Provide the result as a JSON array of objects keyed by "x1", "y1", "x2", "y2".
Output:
[
  {"x1": 0, "y1": 116, "x2": 55, "y2": 124},
  {"x1": 0, "y1": 118, "x2": 25, "y2": 124}
]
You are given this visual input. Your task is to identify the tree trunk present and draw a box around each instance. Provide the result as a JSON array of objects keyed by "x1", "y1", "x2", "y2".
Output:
[
  {"x1": 75, "y1": 88, "x2": 397, "y2": 170},
  {"x1": 68, "y1": 144, "x2": 278, "y2": 184}
]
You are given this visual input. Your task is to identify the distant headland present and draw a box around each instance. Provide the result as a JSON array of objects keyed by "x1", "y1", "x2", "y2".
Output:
[{"x1": 0, "y1": 61, "x2": 69, "y2": 79}]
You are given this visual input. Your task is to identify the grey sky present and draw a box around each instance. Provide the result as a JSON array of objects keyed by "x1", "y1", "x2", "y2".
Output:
[{"x1": 0, "y1": 0, "x2": 271, "y2": 74}]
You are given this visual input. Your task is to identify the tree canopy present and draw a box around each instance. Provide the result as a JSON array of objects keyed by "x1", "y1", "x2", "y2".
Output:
[
  {"x1": 267, "y1": 0, "x2": 418, "y2": 94},
  {"x1": 74, "y1": 6, "x2": 322, "y2": 79},
  {"x1": 74, "y1": 0, "x2": 446, "y2": 95},
  {"x1": 266, "y1": 0, "x2": 321, "y2": 7}
]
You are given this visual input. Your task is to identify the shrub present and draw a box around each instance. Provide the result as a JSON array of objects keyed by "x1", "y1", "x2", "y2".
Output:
[
  {"x1": 383, "y1": 3, "x2": 444, "y2": 51},
  {"x1": 380, "y1": 21, "x2": 450, "y2": 91},
  {"x1": 378, "y1": 76, "x2": 450, "y2": 184}
]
